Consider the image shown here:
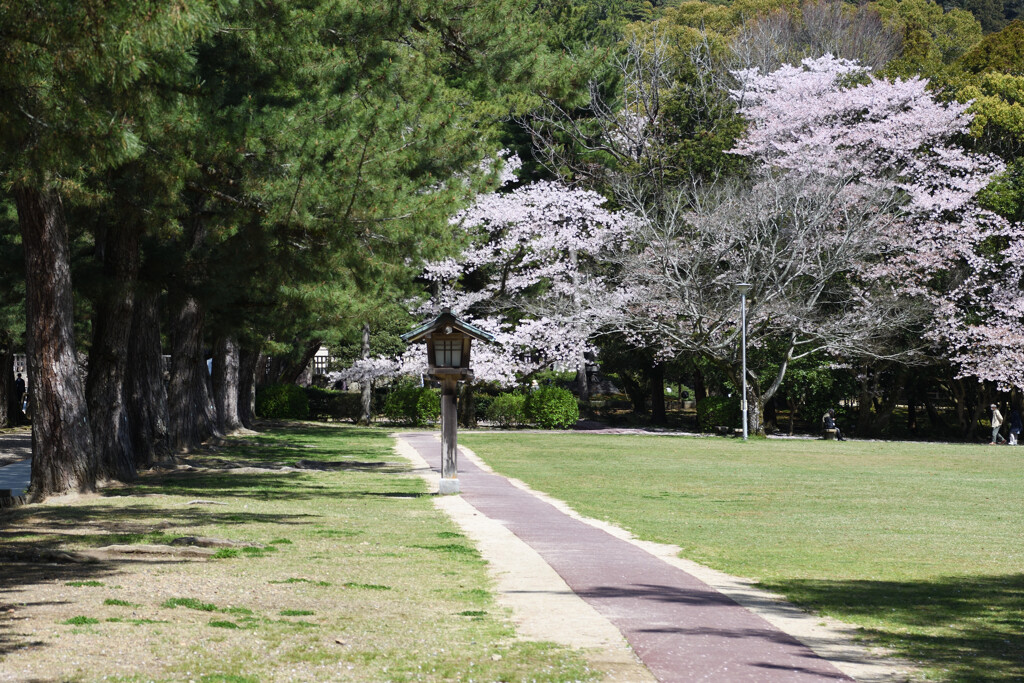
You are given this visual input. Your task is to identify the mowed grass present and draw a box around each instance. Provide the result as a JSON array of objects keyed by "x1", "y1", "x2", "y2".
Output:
[
  {"x1": 0, "y1": 424, "x2": 596, "y2": 682},
  {"x1": 460, "y1": 432, "x2": 1024, "y2": 683}
]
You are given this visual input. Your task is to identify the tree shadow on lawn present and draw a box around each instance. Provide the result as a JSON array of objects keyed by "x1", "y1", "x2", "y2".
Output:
[
  {"x1": 232, "y1": 423, "x2": 396, "y2": 464},
  {"x1": 102, "y1": 467, "x2": 415, "y2": 502},
  {"x1": 762, "y1": 574, "x2": 1024, "y2": 682}
]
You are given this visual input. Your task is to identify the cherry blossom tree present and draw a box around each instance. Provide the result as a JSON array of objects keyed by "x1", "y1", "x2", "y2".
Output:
[
  {"x1": 422, "y1": 164, "x2": 635, "y2": 396},
  {"x1": 732, "y1": 55, "x2": 1024, "y2": 394},
  {"x1": 613, "y1": 54, "x2": 1020, "y2": 434},
  {"x1": 336, "y1": 153, "x2": 634, "y2": 405}
]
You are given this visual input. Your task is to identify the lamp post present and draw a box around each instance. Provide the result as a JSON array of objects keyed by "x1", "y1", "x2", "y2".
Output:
[
  {"x1": 735, "y1": 283, "x2": 752, "y2": 441},
  {"x1": 401, "y1": 309, "x2": 494, "y2": 494}
]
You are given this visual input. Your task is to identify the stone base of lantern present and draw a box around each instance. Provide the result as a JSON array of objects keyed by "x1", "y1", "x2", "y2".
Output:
[{"x1": 438, "y1": 477, "x2": 461, "y2": 495}]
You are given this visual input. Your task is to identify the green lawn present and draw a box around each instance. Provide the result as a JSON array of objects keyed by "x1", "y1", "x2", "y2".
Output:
[
  {"x1": 460, "y1": 432, "x2": 1024, "y2": 683},
  {"x1": 0, "y1": 424, "x2": 597, "y2": 682}
]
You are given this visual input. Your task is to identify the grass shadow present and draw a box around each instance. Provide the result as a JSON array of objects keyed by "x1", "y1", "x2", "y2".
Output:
[{"x1": 762, "y1": 574, "x2": 1024, "y2": 682}]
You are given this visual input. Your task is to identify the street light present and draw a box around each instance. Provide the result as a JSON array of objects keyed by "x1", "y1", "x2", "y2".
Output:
[{"x1": 735, "y1": 283, "x2": 752, "y2": 441}]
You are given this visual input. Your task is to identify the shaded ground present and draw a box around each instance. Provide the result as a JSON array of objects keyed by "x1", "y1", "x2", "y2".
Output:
[
  {"x1": 0, "y1": 425, "x2": 598, "y2": 682},
  {"x1": 0, "y1": 430, "x2": 30, "y2": 468}
]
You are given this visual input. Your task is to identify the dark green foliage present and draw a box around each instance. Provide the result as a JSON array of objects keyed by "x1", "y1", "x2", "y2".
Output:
[
  {"x1": 255, "y1": 385, "x2": 310, "y2": 420},
  {"x1": 959, "y1": 0, "x2": 1009, "y2": 32},
  {"x1": 696, "y1": 396, "x2": 740, "y2": 433},
  {"x1": 778, "y1": 365, "x2": 855, "y2": 433},
  {"x1": 382, "y1": 383, "x2": 441, "y2": 425},
  {"x1": 958, "y1": 20, "x2": 1024, "y2": 72},
  {"x1": 485, "y1": 393, "x2": 528, "y2": 427},
  {"x1": 304, "y1": 387, "x2": 361, "y2": 422},
  {"x1": 473, "y1": 392, "x2": 496, "y2": 418},
  {"x1": 525, "y1": 386, "x2": 579, "y2": 429},
  {"x1": 978, "y1": 160, "x2": 1024, "y2": 219},
  {"x1": 62, "y1": 616, "x2": 100, "y2": 626}
]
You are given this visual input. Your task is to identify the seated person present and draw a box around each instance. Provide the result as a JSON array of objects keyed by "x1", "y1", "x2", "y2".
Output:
[{"x1": 823, "y1": 408, "x2": 846, "y2": 441}]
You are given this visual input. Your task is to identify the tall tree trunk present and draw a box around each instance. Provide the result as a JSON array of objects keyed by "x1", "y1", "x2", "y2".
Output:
[
  {"x1": 458, "y1": 381, "x2": 477, "y2": 428},
  {"x1": 278, "y1": 339, "x2": 322, "y2": 386},
  {"x1": 693, "y1": 367, "x2": 707, "y2": 402},
  {"x1": 87, "y1": 222, "x2": 140, "y2": 482},
  {"x1": 763, "y1": 396, "x2": 778, "y2": 433},
  {"x1": 359, "y1": 323, "x2": 372, "y2": 426},
  {"x1": 749, "y1": 390, "x2": 765, "y2": 436},
  {"x1": 126, "y1": 289, "x2": 170, "y2": 468},
  {"x1": 14, "y1": 185, "x2": 95, "y2": 498},
  {"x1": 255, "y1": 352, "x2": 270, "y2": 387},
  {"x1": 575, "y1": 350, "x2": 590, "y2": 403},
  {"x1": 213, "y1": 336, "x2": 243, "y2": 434},
  {"x1": 0, "y1": 332, "x2": 14, "y2": 428},
  {"x1": 650, "y1": 363, "x2": 666, "y2": 425},
  {"x1": 238, "y1": 346, "x2": 260, "y2": 429},
  {"x1": 168, "y1": 293, "x2": 219, "y2": 451},
  {"x1": 923, "y1": 391, "x2": 946, "y2": 434}
]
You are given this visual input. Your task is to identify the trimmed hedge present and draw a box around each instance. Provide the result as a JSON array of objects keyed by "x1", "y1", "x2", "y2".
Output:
[
  {"x1": 304, "y1": 387, "x2": 362, "y2": 422},
  {"x1": 383, "y1": 383, "x2": 441, "y2": 425},
  {"x1": 485, "y1": 392, "x2": 527, "y2": 427},
  {"x1": 525, "y1": 386, "x2": 579, "y2": 429},
  {"x1": 255, "y1": 384, "x2": 310, "y2": 420},
  {"x1": 696, "y1": 396, "x2": 740, "y2": 433}
]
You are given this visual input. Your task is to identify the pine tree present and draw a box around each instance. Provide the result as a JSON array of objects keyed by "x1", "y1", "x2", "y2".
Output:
[{"x1": 0, "y1": 1, "x2": 215, "y2": 498}]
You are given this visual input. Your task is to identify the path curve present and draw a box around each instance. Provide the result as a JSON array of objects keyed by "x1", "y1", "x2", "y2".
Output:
[{"x1": 396, "y1": 432, "x2": 912, "y2": 683}]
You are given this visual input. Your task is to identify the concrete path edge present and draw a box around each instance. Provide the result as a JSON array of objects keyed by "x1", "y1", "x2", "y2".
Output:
[
  {"x1": 394, "y1": 436, "x2": 656, "y2": 681},
  {"x1": 394, "y1": 434, "x2": 916, "y2": 683}
]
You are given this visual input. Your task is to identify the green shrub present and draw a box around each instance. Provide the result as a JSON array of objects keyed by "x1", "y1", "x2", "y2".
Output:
[
  {"x1": 304, "y1": 387, "x2": 362, "y2": 422},
  {"x1": 473, "y1": 392, "x2": 495, "y2": 418},
  {"x1": 383, "y1": 383, "x2": 441, "y2": 425},
  {"x1": 486, "y1": 393, "x2": 527, "y2": 427},
  {"x1": 696, "y1": 396, "x2": 740, "y2": 433},
  {"x1": 525, "y1": 386, "x2": 579, "y2": 429},
  {"x1": 255, "y1": 384, "x2": 309, "y2": 419}
]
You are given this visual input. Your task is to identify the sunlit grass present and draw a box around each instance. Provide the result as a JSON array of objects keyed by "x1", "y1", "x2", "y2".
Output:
[
  {"x1": 462, "y1": 432, "x2": 1024, "y2": 683},
  {"x1": 2, "y1": 423, "x2": 597, "y2": 682}
]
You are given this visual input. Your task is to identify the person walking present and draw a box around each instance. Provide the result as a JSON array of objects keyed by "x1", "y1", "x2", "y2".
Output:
[
  {"x1": 990, "y1": 404, "x2": 1006, "y2": 445},
  {"x1": 1009, "y1": 408, "x2": 1023, "y2": 446}
]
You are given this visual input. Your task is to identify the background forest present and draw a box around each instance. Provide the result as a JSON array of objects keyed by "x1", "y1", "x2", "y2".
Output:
[{"x1": 3, "y1": 0, "x2": 1024, "y2": 499}]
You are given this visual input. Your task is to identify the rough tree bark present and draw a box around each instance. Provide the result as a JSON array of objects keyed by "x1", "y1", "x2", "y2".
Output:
[
  {"x1": 649, "y1": 363, "x2": 666, "y2": 425},
  {"x1": 213, "y1": 336, "x2": 243, "y2": 434},
  {"x1": 168, "y1": 293, "x2": 219, "y2": 451},
  {"x1": 359, "y1": 323, "x2": 372, "y2": 426},
  {"x1": 87, "y1": 221, "x2": 140, "y2": 481},
  {"x1": 238, "y1": 346, "x2": 259, "y2": 429},
  {"x1": 126, "y1": 289, "x2": 170, "y2": 468},
  {"x1": 278, "y1": 339, "x2": 322, "y2": 387},
  {"x1": 14, "y1": 186, "x2": 95, "y2": 498},
  {"x1": 0, "y1": 333, "x2": 14, "y2": 428},
  {"x1": 458, "y1": 381, "x2": 477, "y2": 428},
  {"x1": 575, "y1": 357, "x2": 590, "y2": 403}
]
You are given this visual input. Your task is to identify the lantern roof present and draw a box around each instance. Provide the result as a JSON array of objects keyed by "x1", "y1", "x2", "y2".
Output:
[{"x1": 401, "y1": 308, "x2": 495, "y2": 344}]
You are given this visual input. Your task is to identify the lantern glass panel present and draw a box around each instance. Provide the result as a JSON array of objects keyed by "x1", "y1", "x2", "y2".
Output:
[{"x1": 434, "y1": 339, "x2": 463, "y2": 368}]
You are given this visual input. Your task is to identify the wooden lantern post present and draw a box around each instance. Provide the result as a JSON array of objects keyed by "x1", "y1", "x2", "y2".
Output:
[{"x1": 401, "y1": 309, "x2": 494, "y2": 494}]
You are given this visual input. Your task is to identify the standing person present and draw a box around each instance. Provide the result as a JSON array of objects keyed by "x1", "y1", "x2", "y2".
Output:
[
  {"x1": 990, "y1": 404, "x2": 1006, "y2": 444},
  {"x1": 1009, "y1": 407, "x2": 1023, "y2": 446},
  {"x1": 14, "y1": 373, "x2": 25, "y2": 415}
]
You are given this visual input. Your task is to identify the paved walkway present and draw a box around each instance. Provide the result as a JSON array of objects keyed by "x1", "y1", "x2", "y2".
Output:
[
  {"x1": 0, "y1": 430, "x2": 884, "y2": 680},
  {"x1": 0, "y1": 431, "x2": 30, "y2": 498},
  {"x1": 399, "y1": 432, "x2": 855, "y2": 683}
]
